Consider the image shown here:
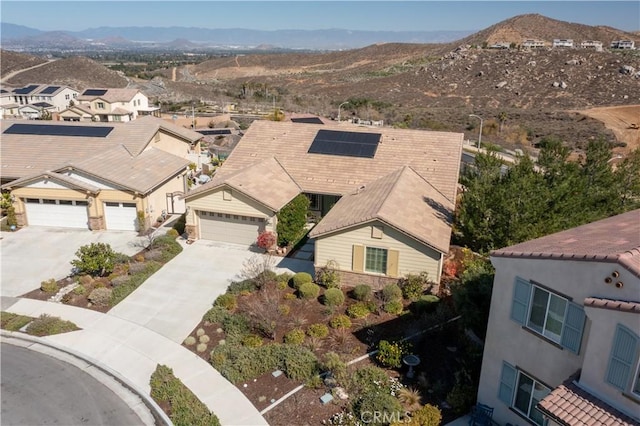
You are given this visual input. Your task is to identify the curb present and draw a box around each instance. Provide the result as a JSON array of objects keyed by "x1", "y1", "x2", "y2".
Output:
[{"x1": 0, "y1": 330, "x2": 173, "y2": 426}]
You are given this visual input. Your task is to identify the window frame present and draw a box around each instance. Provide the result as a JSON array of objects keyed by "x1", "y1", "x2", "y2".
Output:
[
  {"x1": 364, "y1": 246, "x2": 388, "y2": 274},
  {"x1": 527, "y1": 285, "x2": 568, "y2": 344},
  {"x1": 512, "y1": 370, "x2": 550, "y2": 426}
]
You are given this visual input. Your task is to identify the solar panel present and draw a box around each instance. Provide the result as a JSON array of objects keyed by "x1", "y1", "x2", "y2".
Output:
[
  {"x1": 39, "y1": 86, "x2": 61, "y2": 95},
  {"x1": 291, "y1": 117, "x2": 324, "y2": 124},
  {"x1": 308, "y1": 130, "x2": 381, "y2": 158},
  {"x1": 82, "y1": 89, "x2": 108, "y2": 96},
  {"x1": 197, "y1": 129, "x2": 232, "y2": 135},
  {"x1": 14, "y1": 85, "x2": 40, "y2": 95},
  {"x1": 4, "y1": 123, "x2": 114, "y2": 138}
]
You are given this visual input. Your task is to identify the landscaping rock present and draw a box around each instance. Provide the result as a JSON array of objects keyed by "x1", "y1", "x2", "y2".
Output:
[{"x1": 334, "y1": 387, "x2": 349, "y2": 400}]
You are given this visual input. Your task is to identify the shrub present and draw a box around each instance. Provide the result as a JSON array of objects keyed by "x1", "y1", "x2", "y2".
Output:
[
  {"x1": 321, "y1": 351, "x2": 347, "y2": 380},
  {"x1": 353, "y1": 390, "x2": 403, "y2": 425},
  {"x1": 150, "y1": 364, "x2": 221, "y2": 426},
  {"x1": 203, "y1": 306, "x2": 229, "y2": 324},
  {"x1": 446, "y1": 382, "x2": 477, "y2": 416},
  {"x1": 196, "y1": 328, "x2": 205, "y2": 337},
  {"x1": 214, "y1": 293, "x2": 237, "y2": 311},
  {"x1": 307, "y1": 323, "x2": 329, "y2": 338},
  {"x1": 397, "y1": 387, "x2": 422, "y2": 409},
  {"x1": 110, "y1": 275, "x2": 129, "y2": 287},
  {"x1": 298, "y1": 282, "x2": 320, "y2": 300},
  {"x1": 283, "y1": 292, "x2": 297, "y2": 300},
  {"x1": 221, "y1": 313, "x2": 251, "y2": 342},
  {"x1": 242, "y1": 334, "x2": 264, "y2": 348},
  {"x1": 184, "y1": 336, "x2": 197, "y2": 346},
  {"x1": 166, "y1": 228, "x2": 180, "y2": 238},
  {"x1": 284, "y1": 328, "x2": 306, "y2": 344},
  {"x1": 352, "y1": 284, "x2": 372, "y2": 301},
  {"x1": 227, "y1": 279, "x2": 258, "y2": 295},
  {"x1": 292, "y1": 272, "x2": 312, "y2": 289},
  {"x1": 278, "y1": 304, "x2": 291, "y2": 315},
  {"x1": 152, "y1": 235, "x2": 183, "y2": 263},
  {"x1": 410, "y1": 295, "x2": 440, "y2": 316},
  {"x1": 316, "y1": 261, "x2": 341, "y2": 289},
  {"x1": 256, "y1": 231, "x2": 276, "y2": 250},
  {"x1": 199, "y1": 335, "x2": 210, "y2": 344},
  {"x1": 70, "y1": 243, "x2": 118, "y2": 277},
  {"x1": 277, "y1": 272, "x2": 293, "y2": 287},
  {"x1": 323, "y1": 288, "x2": 345, "y2": 306},
  {"x1": 196, "y1": 343, "x2": 208, "y2": 353},
  {"x1": 347, "y1": 302, "x2": 371, "y2": 319},
  {"x1": 383, "y1": 300, "x2": 404, "y2": 315},
  {"x1": 88, "y1": 287, "x2": 112, "y2": 306},
  {"x1": 376, "y1": 340, "x2": 410, "y2": 368},
  {"x1": 276, "y1": 194, "x2": 309, "y2": 246},
  {"x1": 350, "y1": 366, "x2": 390, "y2": 394},
  {"x1": 78, "y1": 275, "x2": 94, "y2": 286},
  {"x1": 329, "y1": 314, "x2": 352, "y2": 329},
  {"x1": 0, "y1": 311, "x2": 32, "y2": 331},
  {"x1": 399, "y1": 404, "x2": 441, "y2": 426},
  {"x1": 40, "y1": 278, "x2": 58, "y2": 293},
  {"x1": 399, "y1": 272, "x2": 429, "y2": 300},
  {"x1": 172, "y1": 213, "x2": 186, "y2": 235},
  {"x1": 382, "y1": 283, "x2": 403, "y2": 302},
  {"x1": 25, "y1": 314, "x2": 79, "y2": 336}
]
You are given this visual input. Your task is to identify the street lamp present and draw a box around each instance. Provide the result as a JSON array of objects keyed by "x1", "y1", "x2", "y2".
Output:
[
  {"x1": 338, "y1": 101, "x2": 350, "y2": 123},
  {"x1": 469, "y1": 114, "x2": 483, "y2": 149}
]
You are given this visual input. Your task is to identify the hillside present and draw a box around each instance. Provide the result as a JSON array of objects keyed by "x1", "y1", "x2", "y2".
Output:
[{"x1": 0, "y1": 49, "x2": 47, "y2": 75}]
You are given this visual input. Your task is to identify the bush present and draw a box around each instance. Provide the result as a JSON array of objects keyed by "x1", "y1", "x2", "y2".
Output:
[
  {"x1": 278, "y1": 304, "x2": 291, "y2": 315},
  {"x1": 399, "y1": 404, "x2": 442, "y2": 426},
  {"x1": 329, "y1": 314, "x2": 352, "y2": 329},
  {"x1": 152, "y1": 235, "x2": 183, "y2": 263},
  {"x1": 256, "y1": 231, "x2": 276, "y2": 250},
  {"x1": 347, "y1": 302, "x2": 371, "y2": 319},
  {"x1": 150, "y1": 364, "x2": 221, "y2": 426},
  {"x1": 109, "y1": 261, "x2": 162, "y2": 306},
  {"x1": 203, "y1": 306, "x2": 229, "y2": 324},
  {"x1": 323, "y1": 288, "x2": 345, "y2": 306},
  {"x1": 221, "y1": 313, "x2": 251, "y2": 343},
  {"x1": 284, "y1": 328, "x2": 306, "y2": 344},
  {"x1": 172, "y1": 213, "x2": 186, "y2": 235},
  {"x1": 0, "y1": 311, "x2": 32, "y2": 331},
  {"x1": 298, "y1": 282, "x2": 320, "y2": 300},
  {"x1": 196, "y1": 343, "x2": 208, "y2": 353},
  {"x1": 383, "y1": 300, "x2": 404, "y2": 315},
  {"x1": 214, "y1": 293, "x2": 237, "y2": 311},
  {"x1": 199, "y1": 335, "x2": 210, "y2": 344},
  {"x1": 292, "y1": 272, "x2": 313, "y2": 289},
  {"x1": 242, "y1": 334, "x2": 264, "y2": 348},
  {"x1": 227, "y1": 279, "x2": 258, "y2": 295},
  {"x1": 399, "y1": 272, "x2": 429, "y2": 300},
  {"x1": 410, "y1": 295, "x2": 440, "y2": 316},
  {"x1": 316, "y1": 261, "x2": 341, "y2": 289},
  {"x1": 40, "y1": 278, "x2": 58, "y2": 293},
  {"x1": 307, "y1": 323, "x2": 329, "y2": 338},
  {"x1": 166, "y1": 228, "x2": 180, "y2": 238},
  {"x1": 350, "y1": 366, "x2": 391, "y2": 394},
  {"x1": 70, "y1": 243, "x2": 118, "y2": 277},
  {"x1": 353, "y1": 390, "x2": 403, "y2": 425},
  {"x1": 25, "y1": 314, "x2": 79, "y2": 336},
  {"x1": 321, "y1": 351, "x2": 347, "y2": 379},
  {"x1": 72, "y1": 284, "x2": 87, "y2": 296},
  {"x1": 352, "y1": 284, "x2": 372, "y2": 301},
  {"x1": 376, "y1": 340, "x2": 410, "y2": 368},
  {"x1": 382, "y1": 283, "x2": 403, "y2": 302},
  {"x1": 276, "y1": 194, "x2": 309, "y2": 246},
  {"x1": 88, "y1": 287, "x2": 112, "y2": 306},
  {"x1": 184, "y1": 336, "x2": 197, "y2": 346}
]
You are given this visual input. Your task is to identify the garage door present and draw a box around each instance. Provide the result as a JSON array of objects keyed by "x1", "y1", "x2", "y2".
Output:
[
  {"x1": 24, "y1": 198, "x2": 89, "y2": 228},
  {"x1": 104, "y1": 202, "x2": 138, "y2": 231},
  {"x1": 198, "y1": 211, "x2": 264, "y2": 246}
]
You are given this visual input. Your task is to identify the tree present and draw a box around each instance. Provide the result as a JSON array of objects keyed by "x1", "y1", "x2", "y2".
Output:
[
  {"x1": 450, "y1": 256, "x2": 495, "y2": 339},
  {"x1": 498, "y1": 111, "x2": 507, "y2": 133},
  {"x1": 70, "y1": 243, "x2": 118, "y2": 277},
  {"x1": 276, "y1": 194, "x2": 310, "y2": 247}
]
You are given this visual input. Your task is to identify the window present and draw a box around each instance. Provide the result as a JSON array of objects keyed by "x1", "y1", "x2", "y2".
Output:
[
  {"x1": 499, "y1": 363, "x2": 550, "y2": 426},
  {"x1": 25, "y1": 198, "x2": 40, "y2": 203},
  {"x1": 606, "y1": 324, "x2": 640, "y2": 396},
  {"x1": 307, "y1": 193, "x2": 321, "y2": 210},
  {"x1": 58, "y1": 200, "x2": 72, "y2": 205},
  {"x1": 65, "y1": 94, "x2": 70, "y2": 100},
  {"x1": 365, "y1": 247, "x2": 387, "y2": 274},
  {"x1": 42, "y1": 199, "x2": 56, "y2": 204},
  {"x1": 96, "y1": 102, "x2": 105, "y2": 109},
  {"x1": 113, "y1": 115, "x2": 121, "y2": 122},
  {"x1": 510, "y1": 277, "x2": 585, "y2": 353}
]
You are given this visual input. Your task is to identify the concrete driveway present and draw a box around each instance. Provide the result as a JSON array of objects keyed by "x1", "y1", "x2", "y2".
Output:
[
  {"x1": 108, "y1": 240, "x2": 315, "y2": 343},
  {"x1": 0, "y1": 227, "x2": 145, "y2": 297}
]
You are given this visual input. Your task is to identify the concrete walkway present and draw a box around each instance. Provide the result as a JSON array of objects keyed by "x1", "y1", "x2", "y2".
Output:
[{"x1": 2, "y1": 297, "x2": 267, "y2": 426}]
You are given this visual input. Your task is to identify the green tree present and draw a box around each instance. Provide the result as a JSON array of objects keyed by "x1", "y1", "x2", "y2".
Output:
[
  {"x1": 70, "y1": 243, "x2": 118, "y2": 277},
  {"x1": 276, "y1": 194, "x2": 309, "y2": 246},
  {"x1": 451, "y1": 256, "x2": 495, "y2": 339}
]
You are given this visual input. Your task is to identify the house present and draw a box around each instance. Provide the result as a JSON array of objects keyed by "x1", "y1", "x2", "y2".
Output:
[
  {"x1": 183, "y1": 120, "x2": 463, "y2": 287},
  {"x1": 552, "y1": 39, "x2": 574, "y2": 48},
  {"x1": 58, "y1": 103, "x2": 95, "y2": 122},
  {"x1": 0, "y1": 90, "x2": 20, "y2": 119},
  {"x1": 9, "y1": 84, "x2": 79, "y2": 111},
  {"x1": 488, "y1": 42, "x2": 510, "y2": 49},
  {"x1": 1, "y1": 116, "x2": 203, "y2": 230},
  {"x1": 610, "y1": 40, "x2": 636, "y2": 50},
  {"x1": 476, "y1": 209, "x2": 640, "y2": 426},
  {"x1": 580, "y1": 40, "x2": 604, "y2": 51},
  {"x1": 522, "y1": 39, "x2": 546, "y2": 49},
  {"x1": 72, "y1": 88, "x2": 160, "y2": 122},
  {"x1": 17, "y1": 102, "x2": 57, "y2": 120}
]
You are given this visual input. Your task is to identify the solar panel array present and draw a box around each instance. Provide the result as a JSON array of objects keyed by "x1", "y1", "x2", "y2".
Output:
[
  {"x1": 197, "y1": 129, "x2": 232, "y2": 135},
  {"x1": 4, "y1": 123, "x2": 114, "y2": 138},
  {"x1": 291, "y1": 117, "x2": 324, "y2": 124},
  {"x1": 39, "y1": 86, "x2": 61, "y2": 95},
  {"x1": 307, "y1": 129, "x2": 381, "y2": 158},
  {"x1": 14, "y1": 85, "x2": 40, "y2": 95},
  {"x1": 82, "y1": 89, "x2": 108, "y2": 96}
]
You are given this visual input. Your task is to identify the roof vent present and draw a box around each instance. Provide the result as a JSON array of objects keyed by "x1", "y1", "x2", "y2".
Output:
[{"x1": 354, "y1": 185, "x2": 366, "y2": 194}]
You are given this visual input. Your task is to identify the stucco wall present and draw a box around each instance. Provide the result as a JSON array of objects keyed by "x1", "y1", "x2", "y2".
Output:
[
  {"x1": 143, "y1": 173, "x2": 187, "y2": 222},
  {"x1": 146, "y1": 130, "x2": 193, "y2": 158}
]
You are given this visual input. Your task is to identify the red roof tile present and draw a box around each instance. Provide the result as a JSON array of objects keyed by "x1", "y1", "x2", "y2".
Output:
[{"x1": 584, "y1": 297, "x2": 640, "y2": 313}]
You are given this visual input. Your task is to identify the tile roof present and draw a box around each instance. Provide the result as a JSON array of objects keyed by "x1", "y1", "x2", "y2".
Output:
[
  {"x1": 187, "y1": 157, "x2": 301, "y2": 211},
  {"x1": 538, "y1": 379, "x2": 639, "y2": 426},
  {"x1": 492, "y1": 209, "x2": 640, "y2": 278},
  {"x1": 212, "y1": 120, "x2": 463, "y2": 203},
  {"x1": 309, "y1": 166, "x2": 454, "y2": 253},
  {"x1": 77, "y1": 88, "x2": 140, "y2": 103},
  {"x1": 583, "y1": 297, "x2": 640, "y2": 313},
  {"x1": 3, "y1": 171, "x2": 101, "y2": 193}
]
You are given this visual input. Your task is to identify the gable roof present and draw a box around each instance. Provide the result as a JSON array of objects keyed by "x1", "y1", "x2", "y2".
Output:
[
  {"x1": 187, "y1": 157, "x2": 302, "y2": 211},
  {"x1": 309, "y1": 166, "x2": 454, "y2": 253},
  {"x1": 77, "y1": 88, "x2": 140, "y2": 103},
  {"x1": 2, "y1": 171, "x2": 101, "y2": 194},
  {"x1": 212, "y1": 120, "x2": 463, "y2": 203},
  {"x1": 491, "y1": 209, "x2": 640, "y2": 278}
]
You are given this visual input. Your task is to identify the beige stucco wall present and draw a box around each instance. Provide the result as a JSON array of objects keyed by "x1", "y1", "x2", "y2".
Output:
[
  {"x1": 314, "y1": 221, "x2": 442, "y2": 282},
  {"x1": 143, "y1": 173, "x2": 187, "y2": 222},
  {"x1": 477, "y1": 256, "x2": 640, "y2": 426},
  {"x1": 146, "y1": 130, "x2": 194, "y2": 158}
]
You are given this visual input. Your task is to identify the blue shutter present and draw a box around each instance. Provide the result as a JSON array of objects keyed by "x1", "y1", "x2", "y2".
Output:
[
  {"x1": 561, "y1": 302, "x2": 586, "y2": 354},
  {"x1": 510, "y1": 277, "x2": 531, "y2": 325},
  {"x1": 605, "y1": 325, "x2": 639, "y2": 390},
  {"x1": 498, "y1": 361, "x2": 517, "y2": 405}
]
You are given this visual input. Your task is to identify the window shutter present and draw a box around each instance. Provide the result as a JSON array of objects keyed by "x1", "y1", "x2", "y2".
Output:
[
  {"x1": 498, "y1": 361, "x2": 516, "y2": 405},
  {"x1": 561, "y1": 302, "x2": 586, "y2": 354},
  {"x1": 386, "y1": 249, "x2": 399, "y2": 277},
  {"x1": 352, "y1": 245, "x2": 364, "y2": 273},
  {"x1": 606, "y1": 325, "x2": 639, "y2": 390},
  {"x1": 510, "y1": 277, "x2": 531, "y2": 325}
]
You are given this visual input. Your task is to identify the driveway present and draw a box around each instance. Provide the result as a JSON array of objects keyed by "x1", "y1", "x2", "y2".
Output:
[
  {"x1": 0, "y1": 227, "x2": 144, "y2": 297},
  {"x1": 108, "y1": 240, "x2": 314, "y2": 343}
]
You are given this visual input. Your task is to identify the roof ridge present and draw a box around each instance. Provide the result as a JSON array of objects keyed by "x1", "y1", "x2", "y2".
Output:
[
  {"x1": 407, "y1": 164, "x2": 455, "y2": 204},
  {"x1": 272, "y1": 156, "x2": 304, "y2": 192}
]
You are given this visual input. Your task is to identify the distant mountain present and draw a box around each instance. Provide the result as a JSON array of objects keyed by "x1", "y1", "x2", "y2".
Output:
[{"x1": 0, "y1": 23, "x2": 43, "y2": 39}]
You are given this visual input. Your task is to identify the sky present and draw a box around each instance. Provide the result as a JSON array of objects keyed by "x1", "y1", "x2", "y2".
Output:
[{"x1": 1, "y1": 1, "x2": 638, "y2": 33}]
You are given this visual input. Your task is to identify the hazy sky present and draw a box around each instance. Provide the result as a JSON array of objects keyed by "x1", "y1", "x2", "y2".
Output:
[{"x1": 2, "y1": 1, "x2": 638, "y2": 32}]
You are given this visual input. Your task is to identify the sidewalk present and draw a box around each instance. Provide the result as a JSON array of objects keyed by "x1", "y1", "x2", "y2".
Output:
[{"x1": 2, "y1": 297, "x2": 267, "y2": 426}]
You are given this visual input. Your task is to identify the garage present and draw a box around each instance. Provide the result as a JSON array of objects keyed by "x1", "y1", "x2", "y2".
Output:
[
  {"x1": 104, "y1": 202, "x2": 138, "y2": 231},
  {"x1": 24, "y1": 198, "x2": 89, "y2": 229},
  {"x1": 198, "y1": 211, "x2": 264, "y2": 246}
]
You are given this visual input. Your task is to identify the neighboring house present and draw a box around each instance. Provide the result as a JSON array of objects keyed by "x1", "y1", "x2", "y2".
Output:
[
  {"x1": 610, "y1": 40, "x2": 636, "y2": 50},
  {"x1": 0, "y1": 89, "x2": 20, "y2": 119},
  {"x1": 476, "y1": 209, "x2": 640, "y2": 426},
  {"x1": 580, "y1": 40, "x2": 604, "y2": 51},
  {"x1": 522, "y1": 39, "x2": 546, "y2": 49},
  {"x1": 17, "y1": 102, "x2": 56, "y2": 119},
  {"x1": 489, "y1": 42, "x2": 511, "y2": 49},
  {"x1": 75, "y1": 88, "x2": 160, "y2": 122},
  {"x1": 552, "y1": 39, "x2": 574, "y2": 48},
  {"x1": 9, "y1": 84, "x2": 79, "y2": 111},
  {"x1": 184, "y1": 120, "x2": 463, "y2": 287},
  {"x1": 1, "y1": 116, "x2": 203, "y2": 230},
  {"x1": 58, "y1": 103, "x2": 95, "y2": 122}
]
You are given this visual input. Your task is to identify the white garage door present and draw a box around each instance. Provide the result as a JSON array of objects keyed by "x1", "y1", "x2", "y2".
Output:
[
  {"x1": 199, "y1": 211, "x2": 264, "y2": 246},
  {"x1": 24, "y1": 198, "x2": 89, "y2": 229},
  {"x1": 104, "y1": 202, "x2": 138, "y2": 231}
]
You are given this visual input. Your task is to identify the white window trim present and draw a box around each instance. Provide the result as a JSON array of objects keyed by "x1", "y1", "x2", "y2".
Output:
[
  {"x1": 526, "y1": 284, "x2": 568, "y2": 344},
  {"x1": 513, "y1": 370, "x2": 550, "y2": 426}
]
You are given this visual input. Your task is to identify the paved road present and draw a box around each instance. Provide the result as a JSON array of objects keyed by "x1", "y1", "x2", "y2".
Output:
[{"x1": 1, "y1": 343, "x2": 147, "y2": 426}]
